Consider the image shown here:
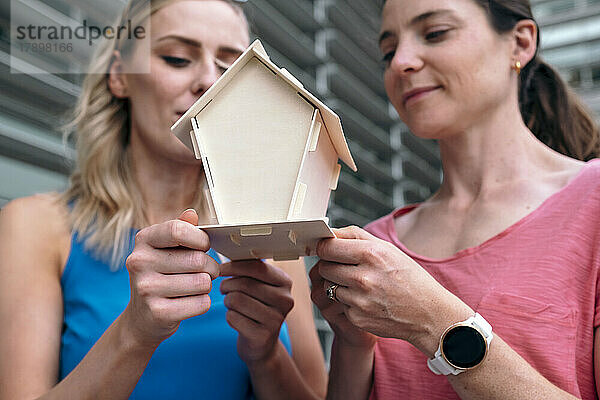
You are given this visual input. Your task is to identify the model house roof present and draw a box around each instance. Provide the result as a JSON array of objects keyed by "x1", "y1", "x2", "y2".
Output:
[{"x1": 171, "y1": 39, "x2": 357, "y2": 172}]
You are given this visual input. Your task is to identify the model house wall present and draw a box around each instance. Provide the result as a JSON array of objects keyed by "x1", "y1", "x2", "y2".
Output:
[
  {"x1": 289, "y1": 109, "x2": 339, "y2": 221},
  {"x1": 192, "y1": 57, "x2": 315, "y2": 225}
]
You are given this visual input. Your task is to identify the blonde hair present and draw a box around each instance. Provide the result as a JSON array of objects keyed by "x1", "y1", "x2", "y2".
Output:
[{"x1": 62, "y1": 0, "x2": 247, "y2": 268}]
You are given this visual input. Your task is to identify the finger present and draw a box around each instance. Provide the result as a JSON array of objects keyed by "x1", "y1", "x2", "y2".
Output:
[
  {"x1": 127, "y1": 247, "x2": 220, "y2": 279},
  {"x1": 309, "y1": 264, "x2": 328, "y2": 306},
  {"x1": 308, "y1": 262, "x2": 323, "y2": 286},
  {"x1": 225, "y1": 309, "x2": 262, "y2": 334},
  {"x1": 322, "y1": 278, "x2": 336, "y2": 293},
  {"x1": 220, "y1": 260, "x2": 292, "y2": 288},
  {"x1": 223, "y1": 291, "x2": 284, "y2": 328},
  {"x1": 332, "y1": 226, "x2": 377, "y2": 240},
  {"x1": 316, "y1": 237, "x2": 375, "y2": 264},
  {"x1": 320, "y1": 301, "x2": 349, "y2": 319},
  {"x1": 137, "y1": 272, "x2": 212, "y2": 298},
  {"x1": 321, "y1": 279, "x2": 350, "y2": 306},
  {"x1": 310, "y1": 276, "x2": 339, "y2": 307},
  {"x1": 178, "y1": 208, "x2": 199, "y2": 225},
  {"x1": 220, "y1": 277, "x2": 293, "y2": 311},
  {"x1": 316, "y1": 260, "x2": 358, "y2": 288},
  {"x1": 325, "y1": 284, "x2": 351, "y2": 306},
  {"x1": 310, "y1": 284, "x2": 349, "y2": 316},
  {"x1": 153, "y1": 294, "x2": 211, "y2": 322},
  {"x1": 311, "y1": 280, "x2": 332, "y2": 307},
  {"x1": 137, "y1": 219, "x2": 210, "y2": 251}
]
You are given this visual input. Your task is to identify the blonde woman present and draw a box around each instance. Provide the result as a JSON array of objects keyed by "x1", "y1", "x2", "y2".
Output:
[{"x1": 0, "y1": 1, "x2": 326, "y2": 399}]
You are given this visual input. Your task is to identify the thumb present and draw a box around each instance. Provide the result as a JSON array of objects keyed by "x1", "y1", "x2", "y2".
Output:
[
  {"x1": 332, "y1": 226, "x2": 376, "y2": 240},
  {"x1": 178, "y1": 208, "x2": 199, "y2": 225}
]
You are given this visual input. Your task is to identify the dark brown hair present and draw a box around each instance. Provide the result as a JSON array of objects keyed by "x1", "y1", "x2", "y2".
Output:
[{"x1": 476, "y1": 0, "x2": 599, "y2": 160}]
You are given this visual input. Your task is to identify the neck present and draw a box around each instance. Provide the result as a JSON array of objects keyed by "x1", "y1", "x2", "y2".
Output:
[
  {"x1": 433, "y1": 98, "x2": 569, "y2": 206},
  {"x1": 128, "y1": 140, "x2": 203, "y2": 227}
]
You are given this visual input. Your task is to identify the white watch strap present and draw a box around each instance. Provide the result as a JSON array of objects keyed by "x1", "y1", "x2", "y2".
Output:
[
  {"x1": 428, "y1": 348, "x2": 461, "y2": 375},
  {"x1": 427, "y1": 313, "x2": 493, "y2": 376}
]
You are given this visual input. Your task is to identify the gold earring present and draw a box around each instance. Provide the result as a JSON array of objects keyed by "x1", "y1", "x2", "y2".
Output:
[{"x1": 513, "y1": 60, "x2": 522, "y2": 75}]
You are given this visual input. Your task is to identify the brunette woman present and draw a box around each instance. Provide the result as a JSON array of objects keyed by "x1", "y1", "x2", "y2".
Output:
[{"x1": 311, "y1": 0, "x2": 600, "y2": 399}]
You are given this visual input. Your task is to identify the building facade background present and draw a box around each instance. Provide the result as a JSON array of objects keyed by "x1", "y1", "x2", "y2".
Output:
[
  {"x1": 0, "y1": 0, "x2": 598, "y2": 364},
  {"x1": 532, "y1": 0, "x2": 600, "y2": 120}
]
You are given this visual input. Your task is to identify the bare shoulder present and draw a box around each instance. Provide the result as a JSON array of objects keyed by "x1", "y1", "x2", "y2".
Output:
[
  {"x1": 546, "y1": 155, "x2": 586, "y2": 183},
  {"x1": 1, "y1": 192, "x2": 71, "y2": 237},
  {"x1": 0, "y1": 193, "x2": 71, "y2": 275},
  {"x1": 2, "y1": 192, "x2": 68, "y2": 217},
  {"x1": 0, "y1": 194, "x2": 71, "y2": 398}
]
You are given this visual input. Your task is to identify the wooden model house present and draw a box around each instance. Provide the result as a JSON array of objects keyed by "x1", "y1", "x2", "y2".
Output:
[{"x1": 171, "y1": 40, "x2": 357, "y2": 261}]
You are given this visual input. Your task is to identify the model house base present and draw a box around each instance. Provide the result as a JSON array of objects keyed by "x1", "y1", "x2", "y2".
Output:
[{"x1": 199, "y1": 218, "x2": 334, "y2": 261}]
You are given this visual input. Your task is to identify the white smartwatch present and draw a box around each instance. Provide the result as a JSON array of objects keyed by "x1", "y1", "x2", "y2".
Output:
[{"x1": 427, "y1": 313, "x2": 493, "y2": 376}]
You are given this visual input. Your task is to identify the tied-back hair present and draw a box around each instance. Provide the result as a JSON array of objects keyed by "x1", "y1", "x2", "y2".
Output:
[
  {"x1": 476, "y1": 0, "x2": 600, "y2": 161},
  {"x1": 61, "y1": 0, "x2": 247, "y2": 269}
]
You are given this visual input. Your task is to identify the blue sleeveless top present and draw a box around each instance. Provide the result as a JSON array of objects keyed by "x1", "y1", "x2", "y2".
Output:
[{"x1": 60, "y1": 231, "x2": 292, "y2": 399}]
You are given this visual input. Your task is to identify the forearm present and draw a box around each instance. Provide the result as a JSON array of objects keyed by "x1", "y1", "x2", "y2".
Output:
[
  {"x1": 326, "y1": 337, "x2": 374, "y2": 400},
  {"x1": 448, "y1": 336, "x2": 577, "y2": 400},
  {"x1": 247, "y1": 340, "x2": 322, "y2": 400},
  {"x1": 39, "y1": 313, "x2": 157, "y2": 400},
  {"x1": 413, "y1": 307, "x2": 577, "y2": 400}
]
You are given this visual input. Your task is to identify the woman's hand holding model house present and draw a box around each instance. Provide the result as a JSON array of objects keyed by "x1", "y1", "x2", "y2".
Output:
[{"x1": 124, "y1": 209, "x2": 219, "y2": 347}]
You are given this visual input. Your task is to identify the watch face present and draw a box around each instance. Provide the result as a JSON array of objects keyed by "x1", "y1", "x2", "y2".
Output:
[{"x1": 442, "y1": 325, "x2": 487, "y2": 369}]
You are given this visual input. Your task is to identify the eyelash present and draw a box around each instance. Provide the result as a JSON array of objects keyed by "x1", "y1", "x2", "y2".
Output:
[
  {"x1": 380, "y1": 29, "x2": 451, "y2": 67},
  {"x1": 161, "y1": 56, "x2": 231, "y2": 73},
  {"x1": 161, "y1": 56, "x2": 190, "y2": 67},
  {"x1": 425, "y1": 29, "x2": 450, "y2": 42},
  {"x1": 214, "y1": 58, "x2": 230, "y2": 73},
  {"x1": 381, "y1": 51, "x2": 395, "y2": 65}
]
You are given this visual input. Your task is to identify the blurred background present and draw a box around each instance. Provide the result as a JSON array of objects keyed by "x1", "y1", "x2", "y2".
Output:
[{"x1": 0, "y1": 0, "x2": 599, "y2": 364}]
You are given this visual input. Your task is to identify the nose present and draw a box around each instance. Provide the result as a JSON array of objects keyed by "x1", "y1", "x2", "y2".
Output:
[
  {"x1": 388, "y1": 41, "x2": 424, "y2": 76},
  {"x1": 190, "y1": 54, "x2": 221, "y2": 96}
]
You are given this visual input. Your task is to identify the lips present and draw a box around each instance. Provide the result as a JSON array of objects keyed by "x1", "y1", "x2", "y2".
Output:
[
  {"x1": 172, "y1": 111, "x2": 186, "y2": 125},
  {"x1": 402, "y1": 86, "x2": 442, "y2": 106}
]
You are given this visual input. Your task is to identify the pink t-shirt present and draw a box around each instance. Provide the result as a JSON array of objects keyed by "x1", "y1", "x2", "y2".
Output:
[{"x1": 365, "y1": 159, "x2": 600, "y2": 399}]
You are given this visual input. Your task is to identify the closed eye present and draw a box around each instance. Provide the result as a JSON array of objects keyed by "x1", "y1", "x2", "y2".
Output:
[
  {"x1": 425, "y1": 29, "x2": 450, "y2": 42},
  {"x1": 214, "y1": 58, "x2": 231, "y2": 73},
  {"x1": 161, "y1": 56, "x2": 190, "y2": 67},
  {"x1": 381, "y1": 51, "x2": 395, "y2": 68}
]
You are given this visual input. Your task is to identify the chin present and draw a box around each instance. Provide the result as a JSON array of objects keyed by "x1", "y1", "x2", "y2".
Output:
[
  {"x1": 402, "y1": 118, "x2": 446, "y2": 140},
  {"x1": 401, "y1": 108, "x2": 458, "y2": 140}
]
